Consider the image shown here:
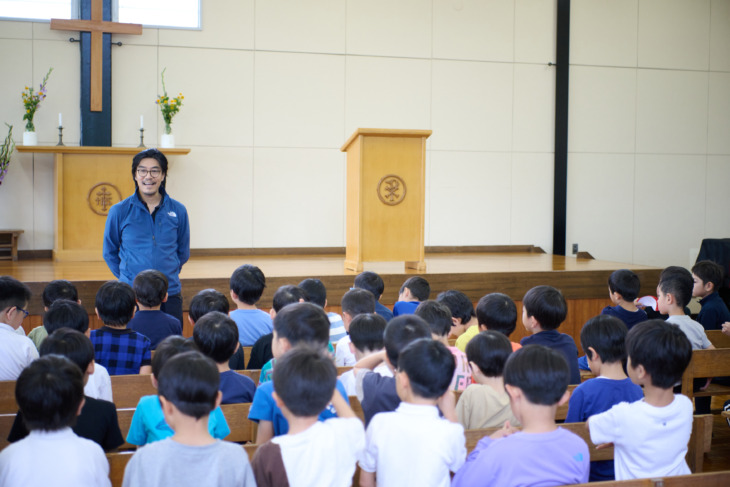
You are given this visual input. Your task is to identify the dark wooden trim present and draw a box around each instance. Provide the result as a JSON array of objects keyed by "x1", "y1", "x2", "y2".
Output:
[
  {"x1": 17, "y1": 250, "x2": 53, "y2": 260},
  {"x1": 425, "y1": 245, "x2": 545, "y2": 254},
  {"x1": 576, "y1": 251, "x2": 595, "y2": 260},
  {"x1": 553, "y1": 0, "x2": 570, "y2": 256},
  {"x1": 190, "y1": 245, "x2": 545, "y2": 257}
]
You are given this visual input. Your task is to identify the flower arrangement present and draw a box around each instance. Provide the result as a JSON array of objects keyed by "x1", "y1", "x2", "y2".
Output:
[
  {"x1": 21, "y1": 68, "x2": 53, "y2": 132},
  {"x1": 0, "y1": 124, "x2": 15, "y2": 186},
  {"x1": 156, "y1": 68, "x2": 184, "y2": 135}
]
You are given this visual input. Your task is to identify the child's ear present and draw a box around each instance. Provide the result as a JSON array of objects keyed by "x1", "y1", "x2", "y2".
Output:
[
  {"x1": 230, "y1": 290, "x2": 239, "y2": 302},
  {"x1": 234, "y1": 342, "x2": 240, "y2": 353},
  {"x1": 665, "y1": 292, "x2": 677, "y2": 306},
  {"x1": 504, "y1": 384, "x2": 520, "y2": 400},
  {"x1": 76, "y1": 397, "x2": 86, "y2": 417},
  {"x1": 214, "y1": 390, "x2": 222, "y2": 410},
  {"x1": 272, "y1": 391, "x2": 283, "y2": 409},
  {"x1": 159, "y1": 395, "x2": 174, "y2": 416},
  {"x1": 86, "y1": 361, "x2": 95, "y2": 376},
  {"x1": 586, "y1": 346, "x2": 598, "y2": 362},
  {"x1": 478, "y1": 323, "x2": 488, "y2": 332},
  {"x1": 150, "y1": 375, "x2": 158, "y2": 389},
  {"x1": 557, "y1": 388, "x2": 571, "y2": 406},
  {"x1": 451, "y1": 317, "x2": 462, "y2": 327},
  {"x1": 269, "y1": 308, "x2": 276, "y2": 319},
  {"x1": 468, "y1": 361, "x2": 483, "y2": 376},
  {"x1": 95, "y1": 307, "x2": 101, "y2": 320},
  {"x1": 402, "y1": 288, "x2": 412, "y2": 300},
  {"x1": 348, "y1": 342, "x2": 356, "y2": 354},
  {"x1": 396, "y1": 370, "x2": 411, "y2": 391},
  {"x1": 162, "y1": 292, "x2": 169, "y2": 304},
  {"x1": 187, "y1": 314, "x2": 195, "y2": 326}
]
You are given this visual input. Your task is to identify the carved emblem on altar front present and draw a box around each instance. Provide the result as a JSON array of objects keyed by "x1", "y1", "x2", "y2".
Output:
[
  {"x1": 377, "y1": 175, "x2": 406, "y2": 206},
  {"x1": 88, "y1": 183, "x2": 122, "y2": 216}
]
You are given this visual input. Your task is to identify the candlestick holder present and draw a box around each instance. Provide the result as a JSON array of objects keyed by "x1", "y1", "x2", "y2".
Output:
[
  {"x1": 138, "y1": 128, "x2": 145, "y2": 148},
  {"x1": 56, "y1": 126, "x2": 65, "y2": 146}
]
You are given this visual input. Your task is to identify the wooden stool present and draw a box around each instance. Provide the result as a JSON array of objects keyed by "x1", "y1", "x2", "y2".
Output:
[{"x1": 0, "y1": 230, "x2": 23, "y2": 261}]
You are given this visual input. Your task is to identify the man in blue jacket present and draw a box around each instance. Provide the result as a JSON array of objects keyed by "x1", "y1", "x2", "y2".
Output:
[{"x1": 103, "y1": 148, "x2": 190, "y2": 325}]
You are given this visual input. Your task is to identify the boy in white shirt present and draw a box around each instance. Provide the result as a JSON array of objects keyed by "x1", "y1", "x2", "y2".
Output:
[
  {"x1": 339, "y1": 313, "x2": 389, "y2": 398},
  {"x1": 334, "y1": 288, "x2": 376, "y2": 367},
  {"x1": 0, "y1": 276, "x2": 38, "y2": 380}
]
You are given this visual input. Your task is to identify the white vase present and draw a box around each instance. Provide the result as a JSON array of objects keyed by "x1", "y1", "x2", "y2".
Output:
[
  {"x1": 160, "y1": 134, "x2": 175, "y2": 148},
  {"x1": 23, "y1": 131, "x2": 37, "y2": 146}
]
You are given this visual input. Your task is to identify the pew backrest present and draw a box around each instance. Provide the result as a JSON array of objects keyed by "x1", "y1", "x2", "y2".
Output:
[
  {"x1": 705, "y1": 330, "x2": 730, "y2": 349},
  {"x1": 680, "y1": 348, "x2": 730, "y2": 399}
]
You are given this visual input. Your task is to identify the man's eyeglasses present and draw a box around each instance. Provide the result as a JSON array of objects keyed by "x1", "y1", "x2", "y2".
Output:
[{"x1": 136, "y1": 168, "x2": 162, "y2": 178}]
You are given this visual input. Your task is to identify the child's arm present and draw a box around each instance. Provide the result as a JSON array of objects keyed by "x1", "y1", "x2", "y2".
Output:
[
  {"x1": 722, "y1": 322, "x2": 730, "y2": 337},
  {"x1": 437, "y1": 390, "x2": 458, "y2": 423},
  {"x1": 353, "y1": 350, "x2": 386, "y2": 371},
  {"x1": 331, "y1": 389, "x2": 357, "y2": 419},
  {"x1": 255, "y1": 420, "x2": 274, "y2": 444},
  {"x1": 489, "y1": 420, "x2": 518, "y2": 440},
  {"x1": 359, "y1": 471, "x2": 375, "y2": 487}
]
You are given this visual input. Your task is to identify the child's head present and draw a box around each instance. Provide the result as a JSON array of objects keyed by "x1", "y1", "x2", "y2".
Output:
[
  {"x1": 272, "y1": 302, "x2": 330, "y2": 358},
  {"x1": 15, "y1": 355, "x2": 84, "y2": 431},
  {"x1": 272, "y1": 345, "x2": 337, "y2": 418},
  {"x1": 436, "y1": 290, "x2": 476, "y2": 336},
  {"x1": 354, "y1": 271, "x2": 386, "y2": 301},
  {"x1": 271, "y1": 285, "x2": 306, "y2": 313},
  {"x1": 39, "y1": 328, "x2": 95, "y2": 377},
  {"x1": 152, "y1": 335, "x2": 198, "y2": 379},
  {"x1": 691, "y1": 260, "x2": 724, "y2": 299},
  {"x1": 522, "y1": 285, "x2": 567, "y2": 331},
  {"x1": 133, "y1": 269, "x2": 168, "y2": 308},
  {"x1": 580, "y1": 315, "x2": 629, "y2": 368},
  {"x1": 607, "y1": 269, "x2": 641, "y2": 302},
  {"x1": 476, "y1": 293, "x2": 517, "y2": 337},
  {"x1": 396, "y1": 339, "x2": 454, "y2": 400},
  {"x1": 43, "y1": 299, "x2": 89, "y2": 334},
  {"x1": 157, "y1": 351, "x2": 221, "y2": 420},
  {"x1": 95, "y1": 280, "x2": 136, "y2": 327},
  {"x1": 341, "y1": 288, "x2": 376, "y2": 323},
  {"x1": 229, "y1": 264, "x2": 266, "y2": 305},
  {"x1": 465, "y1": 330, "x2": 512, "y2": 378},
  {"x1": 42, "y1": 279, "x2": 78, "y2": 308},
  {"x1": 399, "y1": 276, "x2": 430, "y2": 302},
  {"x1": 625, "y1": 319, "x2": 692, "y2": 388},
  {"x1": 349, "y1": 313, "x2": 387, "y2": 355},
  {"x1": 657, "y1": 266, "x2": 693, "y2": 311},
  {"x1": 503, "y1": 344, "x2": 570, "y2": 406},
  {"x1": 414, "y1": 300, "x2": 453, "y2": 338},
  {"x1": 188, "y1": 288, "x2": 230, "y2": 323},
  {"x1": 0, "y1": 275, "x2": 31, "y2": 329},
  {"x1": 298, "y1": 278, "x2": 328, "y2": 308},
  {"x1": 193, "y1": 311, "x2": 239, "y2": 364},
  {"x1": 383, "y1": 315, "x2": 431, "y2": 369}
]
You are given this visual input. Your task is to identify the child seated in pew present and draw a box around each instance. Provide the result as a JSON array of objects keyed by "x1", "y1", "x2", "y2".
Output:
[
  {"x1": 229, "y1": 264, "x2": 273, "y2": 347},
  {"x1": 299, "y1": 277, "x2": 347, "y2": 342},
  {"x1": 334, "y1": 288, "x2": 376, "y2": 367},
  {"x1": 437, "y1": 289, "x2": 478, "y2": 349},
  {"x1": 7, "y1": 328, "x2": 124, "y2": 451},
  {"x1": 126, "y1": 336, "x2": 230, "y2": 446},
  {"x1": 90, "y1": 281, "x2": 152, "y2": 375},
  {"x1": 393, "y1": 276, "x2": 430, "y2": 316},
  {"x1": 0, "y1": 276, "x2": 37, "y2": 380},
  {"x1": 415, "y1": 300, "x2": 472, "y2": 391},
  {"x1": 251, "y1": 346, "x2": 365, "y2": 487},
  {"x1": 475, "y1": 293, "x2": 522, "y2": 351},
  {"x1": 520, "y1": 285, "x2": 581, "y2": 384},
  {"x1": 354, "y1": 271, "x2": 394, "y2": 321},
  {"x1": 0, "y1": 355, "x2": 110, "y2": 486},
  {"x1": 565, "y1": 315, "x2": 643, "y2": 481},
  {"x1": 128, "y1": 269, "x2": 182, "y2": 349},
  {"x1": 339, "y1": 313, "x2": 389, "y2": 398},
  {"x1": 248, "y1": 302, "x2": 349, "y2": 444},
  {"x1": 188, "y1": 288, "x2": 247, "y2": 370},
  {"x1": 192, "y1": 311, "x2": 256, "y2": 404},
  {"x1": 588, "y1": 320, "x2": 693, "y2": 480},
  {"x1": 359, "y1": 339, "x2": 466, "y2": 487},
  {"x1": 27, "y1": 278, "x2": 80, "y2": 349},
  {"x1": 456, "y1": 330, "x2": 519, "y2": 430},
  {"x1": 692, "y1": 260, "x2": 730, "y2": 331},
  {"x1": 452, "y1": 345, "x2": 589, "y2": 487},
  {"x1": 123, "y1": 351, "x2": 255, "y2": 487}
]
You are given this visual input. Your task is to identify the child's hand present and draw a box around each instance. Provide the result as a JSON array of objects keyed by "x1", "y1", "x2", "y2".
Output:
[
  {"x1": 595, "y1": 442, "x2": 614, "y2": 450},
  {"x1": 699, "y1": 378, "x2": 713, "y2": 391},
  {"x1": 489, "y1": 421, "x2": 518, "y2": 440},
  {"x1": 722, "y1": 322, "x2": 730, "y2": 337}
]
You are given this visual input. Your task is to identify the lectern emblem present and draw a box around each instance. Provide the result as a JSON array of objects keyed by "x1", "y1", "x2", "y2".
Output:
[
  {"x1": 377, "y1": 175, "x2": 407, "y2": 206},
  {"x1": 88, "y1": 183, "x2": 122, "y2": 216}
]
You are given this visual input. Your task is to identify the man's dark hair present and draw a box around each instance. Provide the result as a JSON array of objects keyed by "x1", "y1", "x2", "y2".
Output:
[
  {"x1": 522, "y1": 285, "x2": 567, "y2": 330},
  {"x1": 658, "y1": 266, "x2": 693, "y2": 309},
  {"x1": 466, "y1": 330, "x2": 512, "y2": 378},
  {"x1": 157, "y1": 351, "x2": 220, "y2": 420},
  {"x1": 399, "y1": 276, "x2": 430, "y2": 301},
  {"x1": 608, "y1": 269, "x2": 641, "y2": 302},
  {"x1": 354, "y1": 271, "x2": 385, "y2": 300},
  {"x1": 16, "y1": 355, "x2": 84, "y2": 431},
  {"x1": 152, "y1": 335, "x2": 198, "y2": 378},
  {"x1": 692, "y1": 260, "x2": 724, "y2": 293},
  {"x1": 189, "y1": 289, "x2": 230, "y2": 323},
  {"x1": 95, "y1": 280, "x2": 136, "y2": 326},
  {"x1": 349, "y1": 313, "x2": 387, "y2": 353},
  {"x1": 272, "y1": 285, "x2": 306, "y2": 313},
  {"x1": 193, "y1": 311, "x2": 239, "y2": 363},
  {"x1": 298, "y1": 278, "x2": 328, "y2": 308},
  {"x1": 398, "y1": 339, "x2": 454, "y2": 399},
  {"x1": 43, "y1": 300, "x2": 89, "y2": 334},
  {"x1": 132, "y1": 148, "x2": 168, "y2": 191},
  {"x1": 273, "y1": 302, "x2": 330, "y2": 349},
  {"x1": 273, "y1": 346, "x2": 337, "y2": 417},
  {"x1": 580, "y1": 315, "x2": 629, "y2": 364},
  {"x1": 504, "y1": 344, "x2": 570, "y2": 405},
  {"x1": 133, "y1": 269, "x2": 169, "y2": 308},
  {"x1": 40, "y1": 328, "x2": 95, "y2": 373},
  {"x1": 229, "y1": 264, "x2": 266, "y2": 305},
  {"x1": 626, "y1": 319, "x2": 692, "y2": 388},
  {"x1": 436, "y1": 290, "x2": 476, "y2": 325},
  {"x1": 476, "y1": 293, "x2": 517, "y2": 336},
  {"x1": 42, "y1": 280, "x2": 78, "y2": 308},
  {"x1": 383, "y1": 315, "x2": 431, "y2": 369},
  {"x1": 415, "y1": 300, "x2": 453, "y2": 337},
  {"x1": 341, "y1": 288, "x2": 376, "y2": 317},
  {"x1": 0, "y1": 275, "x2": 31, "y2": 313}
]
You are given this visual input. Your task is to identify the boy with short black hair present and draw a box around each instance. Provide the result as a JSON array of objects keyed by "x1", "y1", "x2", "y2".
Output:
[
  {"x1": 0, "y1": 275, "x2": 37, "y2": 380},
  {"x1": 187, "y1": 288, "x2": 246, "y2": 370},
  {"x1": 437, "y1": 289, "x2": 478, "y2": 345},
  {"x1": 339, "y1": 313, "x2": 389, "y2": 397},
  {"x1": 456, "y1": 330, "x2": 519, "y2": 430},
  {"x1": 252, "y1": 346, "x2": 365, "y2": 487},
  {"x1": 335, "y1": 288, "x2": 376, "y2": 366},
  {"x1": 354, "y1": 270, "x2": 394, "y2": 321},
  {"x1": 473, "y1": 293, "x2": 521, "y2": 352},
  {"x1": 90, "y1": 280, "x2": 152, "y2": 375},
  {"x1": 128, "y1": 269, "x2": 182, "y2": 349},
  {"x1": 299, "y1": 277, "x2": 347, "y2": 341},
  {"x1": 453, "y1": 345, "x2": 589, "y2": 486},
  {"x1": 193, "y1": 311, "x2": 256, "y2": 404},
  {"x1": 123, "y1": 351, "x2": 255, "y2": 487},
  {"x1": 565, "y1": 315, "x2": 644, "y2": 481},
  {"x1": 27, "y1": 278, "x2": 80, "y2": 348},
  {"x1": 393, "y1": 276, "x2": 430, "y2": 316},
  {"x1": 520, "y1": 285, "x2": 581, "y2": 384},
  {"x1": 229, "y1": 264, "x2": 273, "y2": 346},
  {"x1": 692, "y1": 260, "x2": 730, "y2": 330},
  {"x1": 588, "y1": 320, "x2": 694, "y2": 479},
  {"x1": 658, "y1": 266, "x2": 714, "y2": 351},
  {"x1": 359, "y1": 339, "x2": 466, "y2": 487},
  {"x1": 604, "y1": 269, "x2": 648, "y2": 329},
  {"x1": 0, "y1": 355, "x2": 110, "y2": 486}
]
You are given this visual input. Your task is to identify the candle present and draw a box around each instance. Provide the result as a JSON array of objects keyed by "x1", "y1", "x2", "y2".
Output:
[
  {"x1": 140, "y1": 115, "x2": 144, "y2": 129},
  {"x1": 58, "y1": 113, "x2": 62, "y2": 126}
]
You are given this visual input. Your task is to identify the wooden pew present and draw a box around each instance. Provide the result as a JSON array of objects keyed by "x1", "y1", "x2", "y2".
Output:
[
  {"x1": 706, "y1": 330, "x2": 730, "y2": 349},
  {"x1": 569, "y1": 470, "x2": 730, "y2": 487},
  {"x1": 0, "y1": 381, "x2": 16, "y2": 415},
  {"x1": 110, "y1": 375, "x2": 157, "y2": 408},
  {"x1": 681, "y1": 348, "x2": 730, "y2": 401},
  {"x1": 108, "y1": 450, "x2": 134, "y2": 487}
]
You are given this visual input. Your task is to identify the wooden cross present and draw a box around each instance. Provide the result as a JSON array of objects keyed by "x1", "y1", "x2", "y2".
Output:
[{"x1": 50, "y1": 0, "x2": 142, "y2": 112}]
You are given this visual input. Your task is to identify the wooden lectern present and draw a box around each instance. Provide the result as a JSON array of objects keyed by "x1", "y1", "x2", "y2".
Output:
[{"x1": 340, "y1": 129, "x2": 431, "y2": 272}]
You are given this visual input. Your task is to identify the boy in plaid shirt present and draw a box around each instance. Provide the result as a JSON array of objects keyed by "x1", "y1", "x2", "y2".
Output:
[{"x1": 90, "y1": 281, "x2": 152, "y2": 375}]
